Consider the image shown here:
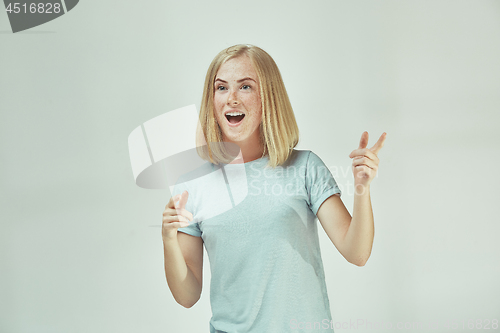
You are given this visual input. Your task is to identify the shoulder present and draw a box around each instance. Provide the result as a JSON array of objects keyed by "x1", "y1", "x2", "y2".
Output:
[
  {"x1": 287, "y1": 149, "x2": 326, "y2": 167},
  {"x1": 285, "y1": 149, "x2": 313, "y2": 166},
  {"x1": 281, "y1": 149, "x2": 329, "y2": 172}
]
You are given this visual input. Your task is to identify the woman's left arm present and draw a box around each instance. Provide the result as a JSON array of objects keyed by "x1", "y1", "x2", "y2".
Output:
[{"x1": 317, "y1": 131, "x2": 387, "y2": 267}]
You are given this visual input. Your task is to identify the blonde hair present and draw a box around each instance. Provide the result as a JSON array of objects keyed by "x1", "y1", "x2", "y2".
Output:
[{"x1": 196, "y1": 44, "x2": 299, "y2": 168}]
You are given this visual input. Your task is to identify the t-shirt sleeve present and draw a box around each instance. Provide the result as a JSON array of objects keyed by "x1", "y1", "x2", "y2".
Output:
[
  {"x1": 305, "y1": 150, "x2": 342, "y2": 216},
  {"x1": 170, "y1": 180, "x2": 202, "y2": 238}
]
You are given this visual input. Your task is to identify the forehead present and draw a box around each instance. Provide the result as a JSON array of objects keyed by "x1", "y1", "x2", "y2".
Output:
[{"x1": 216, "y1": 56, "x2": 259, "y2": 81}]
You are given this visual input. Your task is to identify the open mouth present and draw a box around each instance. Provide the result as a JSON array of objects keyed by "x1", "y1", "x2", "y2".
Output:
[{"x1": 225, "y1": 114, "x2": 245, "y2": 124}]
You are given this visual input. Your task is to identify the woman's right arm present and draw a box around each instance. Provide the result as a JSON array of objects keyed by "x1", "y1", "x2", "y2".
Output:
[{"x1": 162, "y1": 191, "x2": 203, "y2": 308}]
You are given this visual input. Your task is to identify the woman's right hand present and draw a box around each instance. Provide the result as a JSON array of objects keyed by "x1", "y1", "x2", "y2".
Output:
[{"x1": 162, "y1": 190, "x2": 193, "y2": 240}]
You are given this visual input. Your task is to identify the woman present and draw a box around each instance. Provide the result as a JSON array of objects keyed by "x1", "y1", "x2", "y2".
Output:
[{"x1": 162, "y1": 44, "x2": 387, "y2": 332}]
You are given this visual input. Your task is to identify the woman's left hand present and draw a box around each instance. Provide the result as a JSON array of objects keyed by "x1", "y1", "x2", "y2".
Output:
[{"x1": 349, "y1": 131, "x2": 387, "y2": 188}]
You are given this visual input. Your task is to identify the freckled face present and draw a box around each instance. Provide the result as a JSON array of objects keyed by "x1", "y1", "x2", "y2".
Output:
[{"x1": 213, "y1": 56, "x2": 262, "y2": 146}]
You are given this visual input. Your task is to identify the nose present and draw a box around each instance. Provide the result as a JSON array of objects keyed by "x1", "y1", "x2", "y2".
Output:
[{"x1": 227, "y1": 89, "x2": 239, "y2": 106}]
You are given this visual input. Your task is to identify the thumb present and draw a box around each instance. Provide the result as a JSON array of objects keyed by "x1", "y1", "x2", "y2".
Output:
[
  {"x1": 176, "y1": 190, "x2": 189, "y2": 210},
  {"x1": 358, "y1": 131, "x2": 369, "y2": 149}
]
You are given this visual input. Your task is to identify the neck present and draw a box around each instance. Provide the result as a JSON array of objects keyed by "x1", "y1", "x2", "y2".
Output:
[{"x1": 227, "y1": 138, "x2": 265, "y2": 164}]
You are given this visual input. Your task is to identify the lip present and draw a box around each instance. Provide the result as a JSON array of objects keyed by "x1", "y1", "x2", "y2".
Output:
[
  {"x1": 224, "y1": 108, "x2": 246, "y2": 116},
  {"x1": 224, "y1": 109, "x2": 245, "y2": 127}
]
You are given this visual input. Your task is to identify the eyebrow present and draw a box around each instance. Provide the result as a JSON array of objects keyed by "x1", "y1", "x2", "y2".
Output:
[{"x1": 214, "y1": 77, "x2": 257, "y2": 84}]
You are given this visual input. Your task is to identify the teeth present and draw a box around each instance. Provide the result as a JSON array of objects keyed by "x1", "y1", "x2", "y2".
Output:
[{"x1": 226, "y1": 112, "x2": 244, "y2": 116}]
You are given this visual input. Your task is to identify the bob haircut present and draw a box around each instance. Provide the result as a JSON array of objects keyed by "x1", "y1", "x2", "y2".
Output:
[{"x1": 195, "y1": 44, "x2": 299, "y2": 168}]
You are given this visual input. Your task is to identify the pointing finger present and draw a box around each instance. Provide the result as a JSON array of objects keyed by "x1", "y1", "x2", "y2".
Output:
[
  {"x1": 166, "y1": 193, "x2": 181, "y2": 209},
  {"x1": 370, "y1": 132, "x2": 387, "y2": 155}
]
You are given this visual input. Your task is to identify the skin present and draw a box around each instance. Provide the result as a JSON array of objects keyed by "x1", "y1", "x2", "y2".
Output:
[
  {"x1": 213, "y1": 55, "x2": 264, "y2": 163},
  {"x1": 162, "y1": 58, "x2": 388, "y2": 309},
  {"x1": 162, "y1": 55, "x2": 266, "y2": 308},
  {"x1": 317, "y1": 131, "x2": 387, "y2": 266}
]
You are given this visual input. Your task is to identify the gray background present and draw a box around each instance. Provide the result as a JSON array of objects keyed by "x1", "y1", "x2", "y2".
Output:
[{"x1": 1, "y1": 0, "x2": 499, "y2": 332}]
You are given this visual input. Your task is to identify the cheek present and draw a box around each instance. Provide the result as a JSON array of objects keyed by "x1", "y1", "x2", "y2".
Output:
[
  {"x1": 213, "y1": 97, "x2": 224, "y2": 117},
  {"x1": 213, "y1": 95, "x2": 221, "y2": 108},
  {"x1": 253, "y1": 96, "x2": 262, "y2": 114},
  {"x1": 245, "y1": 93, "x2": 261, "y2": 109}
]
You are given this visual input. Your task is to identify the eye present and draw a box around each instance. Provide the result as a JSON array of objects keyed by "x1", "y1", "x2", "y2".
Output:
[
  {"x1": 241, "y1": 85, "x2": 251, "y2": 90},
  {"x1": 216, "y1": 85, "x2": 226, "y2": 91}
]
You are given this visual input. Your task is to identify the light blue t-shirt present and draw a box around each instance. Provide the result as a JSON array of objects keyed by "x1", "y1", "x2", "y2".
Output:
[{"x1": 171, "y1": 149, "x2": 342, "y2": 333}]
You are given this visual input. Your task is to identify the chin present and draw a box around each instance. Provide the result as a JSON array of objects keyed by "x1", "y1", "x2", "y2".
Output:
[{"x1": 223, "y1": 137, "x2": 244, "y2": 144}]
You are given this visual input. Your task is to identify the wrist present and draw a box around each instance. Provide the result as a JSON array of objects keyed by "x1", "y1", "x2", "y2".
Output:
[
  {"x1": 354, "y1": 183, "x2": 370, "y2": 196},
  {"x1": 162, "y1": 231, "x2": 178, "y2": 244}
]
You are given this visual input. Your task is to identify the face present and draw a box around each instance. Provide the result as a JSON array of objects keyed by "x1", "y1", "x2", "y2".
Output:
[{"x1": 213, "y1": 56, "x2": 262, "y2": 148}]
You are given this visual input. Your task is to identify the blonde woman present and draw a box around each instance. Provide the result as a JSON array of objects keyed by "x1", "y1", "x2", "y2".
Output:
[{"x1": 162, "y1": 44, "x2": 387, "y2": 333}]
